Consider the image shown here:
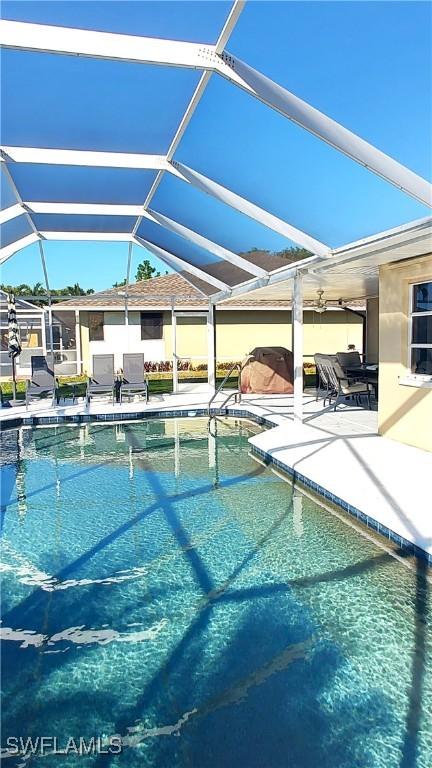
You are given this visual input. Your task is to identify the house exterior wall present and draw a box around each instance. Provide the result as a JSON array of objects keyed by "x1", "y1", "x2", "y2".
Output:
[
  {"x1": 366, "y1": 297, "x2": 379, "y2": 364},
  {"x1": 79, "y1": 307, "x2": 363, "y2": 373},
  {"x1": 164, "y1": 314, "x2": 208, "y2": 363},
  {"x1": 378, "y1": 254, "x2": 432, "y2": 452},
  {"x1": 214, "y1": 309, "x2": 363, "y2": 362},
  {"x1": 81, "y1": 310, "x2": 167, "y2": 374}
]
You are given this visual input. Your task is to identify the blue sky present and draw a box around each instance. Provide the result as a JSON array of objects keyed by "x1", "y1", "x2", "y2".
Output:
[{"x1": 1, "y1": 0, "x2": 431, "y2": 292}]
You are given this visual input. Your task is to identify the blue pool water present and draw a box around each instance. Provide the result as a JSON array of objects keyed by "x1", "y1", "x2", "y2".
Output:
[{"x1": 1, "y1": 418, "x2": 431, "y2": 767}]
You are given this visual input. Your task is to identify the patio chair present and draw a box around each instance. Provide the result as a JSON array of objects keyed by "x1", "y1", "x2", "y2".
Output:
[
  {"x1": 86, "y1": 354, "x2": 115, "y2": 405},
  {"x1": 314, "y1": 353, "x2": 338, "y2": 404},
  {"x1": 26, "y1": 355, "x2": 58, "y2": 408},
  {"x1": 336, "y1": 351, "x2": 362, "y2": 371},
  {"x1": 325, "y1": 356, "x2": 371, "y2": 411},
  {"x1": 120, "y1": 353, "x2": 149, "y2": 404}
]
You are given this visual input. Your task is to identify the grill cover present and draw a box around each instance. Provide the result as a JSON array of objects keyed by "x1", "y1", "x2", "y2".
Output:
[{"x1": 240, "y1": 347, "x2": 294, "y2": 394}]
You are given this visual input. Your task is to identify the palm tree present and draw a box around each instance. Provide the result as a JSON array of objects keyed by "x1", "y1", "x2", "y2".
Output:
[{"x1": 32, "y1": 282, "x2": 46, "y2": 296}]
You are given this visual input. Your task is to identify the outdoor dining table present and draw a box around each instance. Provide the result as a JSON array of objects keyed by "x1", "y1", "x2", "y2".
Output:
[{"x1": 346, "y1": 365, "x2": 379, "y2": 399}]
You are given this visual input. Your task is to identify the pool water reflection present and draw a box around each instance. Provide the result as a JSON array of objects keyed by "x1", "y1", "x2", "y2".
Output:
[{"x1": 1, "y1": 418, "x2": 431, "y2": 767}]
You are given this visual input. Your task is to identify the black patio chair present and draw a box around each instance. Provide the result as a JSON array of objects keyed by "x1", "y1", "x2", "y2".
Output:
[
  {"x1": 336, "y1": 351, "x2": 362, "y2": 373},
  {"x1": 26, "y1": 355, "x2": 58, "y2": 408},
  {"x1": 325, "y1": 356, "x2": 371, "y2": 411},
  {"x1": 86, "y1": 354, "x2": 115, "y2": 405},
  {"x1": 314, "y1": 353, "x2": 338, "y2": 404},
  {"x1": 120, "y1": 353, "x2": 149, "y2": 404}
]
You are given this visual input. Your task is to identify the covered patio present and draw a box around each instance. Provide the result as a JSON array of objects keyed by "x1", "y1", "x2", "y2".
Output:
[{"x1": 1, "y1": 2, "x2": 431, "y2": 418}]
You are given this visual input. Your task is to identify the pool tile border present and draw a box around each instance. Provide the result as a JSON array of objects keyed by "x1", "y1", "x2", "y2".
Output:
[
  {"x1": 1, "y1": 405, "x2": 430, "y2": 566},
  {"x1": 250, "y1": 443, "x2": 432, "y2": 567}
]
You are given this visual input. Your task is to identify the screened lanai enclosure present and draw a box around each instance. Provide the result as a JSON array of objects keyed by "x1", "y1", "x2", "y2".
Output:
[
  {"x1": 2, "y1": 5, "x2": 432, "y2": 767},
  {"x1": 1, "y1": 0, "x2": 431, "y2": 416}
]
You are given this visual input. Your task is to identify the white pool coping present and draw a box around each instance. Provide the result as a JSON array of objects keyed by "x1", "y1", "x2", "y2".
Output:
[{"x1": 1, "y1": 391, "x2": 431, "y2": 562}]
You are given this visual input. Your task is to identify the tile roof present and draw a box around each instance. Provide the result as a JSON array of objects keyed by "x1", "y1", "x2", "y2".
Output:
[{"x1": 54, "y1": 273, "x2": 365, "y2": 310}]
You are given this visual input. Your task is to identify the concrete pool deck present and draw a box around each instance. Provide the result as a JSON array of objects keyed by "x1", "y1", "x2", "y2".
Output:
[{"x1": 1, "y1": 389, "x2": 431, "y2": 563}]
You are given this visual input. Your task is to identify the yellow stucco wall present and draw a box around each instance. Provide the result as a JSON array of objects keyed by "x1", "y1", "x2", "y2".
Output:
[
  {"x1": 164, "y1": 314, "x2": 208, "y2": 362},
  {"x1": 165, "y1": 309, "x2": 363, "y2": 363},
  {"x1": 378, "y1": 254, "x2": 432, "y2": 451}
]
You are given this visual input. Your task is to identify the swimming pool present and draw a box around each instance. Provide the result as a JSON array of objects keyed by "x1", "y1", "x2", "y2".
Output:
[{"x1": 1, "y1": 417, "x2": 431, "y2": 767}]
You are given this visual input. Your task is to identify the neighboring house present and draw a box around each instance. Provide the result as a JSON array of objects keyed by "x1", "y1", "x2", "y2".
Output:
[
  {"x1": 54, "y1": 273, "x2": 365, "y2": 375},
  {"x1": 0, "y1": 291, "x2": 45, "y2": 378}
]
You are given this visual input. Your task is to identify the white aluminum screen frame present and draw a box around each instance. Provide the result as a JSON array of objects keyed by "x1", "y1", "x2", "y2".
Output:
[{"x1": 1, "y1": 0, "x2": 431, "y2": 291}]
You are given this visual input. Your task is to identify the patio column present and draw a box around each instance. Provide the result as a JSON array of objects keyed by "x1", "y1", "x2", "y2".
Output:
[
  {"x1": 292, "y1": 271, "x2": 304, "y2": 422},
  {"x1": 75, "y1": 309, "x2": 81, "y2": 374},
  {"x1": 47, "y1": 298, "x2": 55, "y2": 370},
  {"x1": 172, "y1": 308, "x2": 178, "y2": 393},
  {"x1": 41, "y1": 307, "x2": 47, "y2": 359},
  {"x1": 124, "y1": 295, "x2": 130, "y2": 360},
  {"x1": 207, "y1": 304, "x2": 216, "y2": 391},
  {"x1": 38, "y1": 240, "x2": 54, "y2": 369}
]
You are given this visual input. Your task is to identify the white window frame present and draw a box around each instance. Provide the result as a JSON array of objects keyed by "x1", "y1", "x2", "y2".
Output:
[{"x1": 407, "y1": 280, "x2": 432, "y2": 383}]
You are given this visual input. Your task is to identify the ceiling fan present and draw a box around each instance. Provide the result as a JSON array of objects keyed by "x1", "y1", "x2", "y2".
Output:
[{"x1": 313, "y1": 289, "x2": 327, "y2": 314}]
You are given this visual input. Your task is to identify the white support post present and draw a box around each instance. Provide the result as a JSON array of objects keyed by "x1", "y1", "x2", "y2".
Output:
[
  {"x1": 124, "y1": 241, "x2": 132, "y2": 355},
  {"x1": 47, "y1": 300, "x2": 55, "y2": 371},
  {"x1": 292, "y1": 271, "x2": 304, "y2": 422},
  {"x1": 41, "y1": 308, "x2": 47, "y2": 360},
  {"x1": 124, "y1": 294, "x2": 129, "y2": 357},
  {"x1": 207, "y1": 304, "x2": 216, "y2": 391},
  {"x1": 172, "y1": 309, "x2": 178, "y2": 394},
  {"x1": 75, "y1": 309, "x2": 81, "y2": 374},
  {"x1": 38, "y1": 240, "x2": 55, "y2": 370}
]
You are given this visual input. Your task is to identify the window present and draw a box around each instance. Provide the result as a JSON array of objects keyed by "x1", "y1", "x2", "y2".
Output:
[
  {"x1": 141, "y1": 312, "x2": 163, "y2": 340},
  {"x1": 89, "y1": 311, "x2": 104, "y2": 341},
  {"x1": 410, "y1": 282, "x2": 432, "y2": 376}
]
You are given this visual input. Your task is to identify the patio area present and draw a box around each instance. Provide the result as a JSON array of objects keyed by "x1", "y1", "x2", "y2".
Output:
[{"x1": 1, "y1": 389, "x2": 431, "y2": 564}]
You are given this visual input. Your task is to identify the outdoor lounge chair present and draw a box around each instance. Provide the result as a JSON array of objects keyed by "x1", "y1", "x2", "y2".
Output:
[
  {"x1": 323, "y1": 355, "x2": 371, "y2": 410},
  {"x1": 26, "y1": 355, "x2": 58, "y2": 408},
  {"x1": 86, "y1": 355, "x2": 115, "y2": 405},
  {"x1": 120, "y1": 354, "x2": 149, "y2": 404}
]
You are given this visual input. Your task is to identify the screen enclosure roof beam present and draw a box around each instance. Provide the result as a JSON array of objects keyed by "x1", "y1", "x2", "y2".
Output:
[
  {"x1": 0, "y1": 233, "x2": 40, "y2": 264},
  {"x1": 133, "y1": 236, "x2": 230, "y2": 292},
  {"x1": 0, "y1": 203, "x2": 23, "y2": 224},
  {"x1": 141, "y1": 209, "x2": 268, "y2": 278},
  {"x1": 132, "y1": 0, "x2": 245, "y2": 230},
  {"x1": 1, "y1": 147, "x2": 178, "y2": 172},
  {"x1": 171, "y1": 161, "x2": 330, "y2": 256},
  {"x1": 214, "y1": 53, "x2": 432, "y2": 208},
  {"x1": 0, "y1": 20, "x2": 218, "y2": 69}
]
